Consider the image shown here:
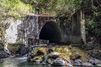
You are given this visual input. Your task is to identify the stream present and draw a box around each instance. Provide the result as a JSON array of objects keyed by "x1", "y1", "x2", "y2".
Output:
[
  {"x1": 0, "y1": 56, "x2": 65, "y2": 67},
  {"x1": 0, "y1": 56, "x2": 44, "y2": 67}
]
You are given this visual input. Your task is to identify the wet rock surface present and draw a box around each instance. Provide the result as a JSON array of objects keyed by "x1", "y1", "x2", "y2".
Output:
[
  {"x1": 0, "y1": 50, "x2": 10, "y2": 59},
  {"x1": 74, "y1": 59, "x2": 82, "y2": 66},
  {"x1": 36, "y1": 50, "x2": 45, "y2": 56},
  {"x1": 51, "y1": 58, "x2": 66, "y2": 66},
  {"x1": 27, "y1": 47, "x2": 73, "y2": 67},
  {"x1": 82, "y1": 62, "x2": 93, "y2": 67},
  {"x1": 16, "y1": 45, "x2": 29, "y2": 56},
  {"x1": 27, "y1": 46, "x2": 101, "y2": 67},
  {"x1": 0, "y1": 53, "x2": 9, "y2": 58}
]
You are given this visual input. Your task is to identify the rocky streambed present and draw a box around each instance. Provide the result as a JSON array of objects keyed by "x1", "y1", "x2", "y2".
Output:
[
  {"x1": 0, "y1": 45, "x2": 101, "y2": 67},
  {"x1": 27, "y1": 46, "x2": 101, "y2": 67}
]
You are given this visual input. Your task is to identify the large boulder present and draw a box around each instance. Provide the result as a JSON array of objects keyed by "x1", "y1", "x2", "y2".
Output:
[
  {"x1": 51, "y1": 58, "x2": 66, "y2": 66},
  {"x1": 36, "y1": 50, "x2": 45, "y2": 56},
  {"x1": 88, "y1": 58, "x2": 101, "y2": 65},
  {"x1": 82, "y1": 62, "x2": 93, "y2": 67},
  {"x1": 16, "y1": 44, "x2": 28, "y2": 55},
  {"x1": 74, "y1": 59, "x2": 82, "y2": 66},
  {"x1": 0, "y1": 51, "x2": 9, "y2": 58},
  {"x1": 48, "y1": 52, "x2": 60, "y2": 59},
  {"x1": 51, "y1": 52, "x2": 60, "y2": 56},
  {"x1": 51, "y1": 58, "x2": 73, "y2": 67}
]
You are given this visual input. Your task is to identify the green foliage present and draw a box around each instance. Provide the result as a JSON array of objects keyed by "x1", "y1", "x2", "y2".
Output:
[
  {"x1": 0, "y1": 20, "x2": 8, "y2": 39},
  {"x1": 0, "y1": 27, "x2": 5, "y2": 39},
  {"x1": 50, "y1": 0, "x2": 77, "y2": 15},
  {"x1": 20, "y1": 0, "x2": 81, "y2": 15},
  {"x1": 21, "y1": 0, "x2": 51, "y2": 13},
  {"x1": 86, "y1": 12, "x2": 101, "y2": 38},
  {"x1": 0, "y1": 0, "x2": 97, "y2": 18},
  {"x1": 0, "y1": 0, "x2": 33, "y2": 19}
]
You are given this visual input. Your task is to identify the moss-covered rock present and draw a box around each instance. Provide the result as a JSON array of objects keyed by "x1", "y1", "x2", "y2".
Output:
[
  {"x1": 28, "y1": 45, "x2": 89, "y2": 63},
  {"x1": 8, "y1": 43, "x2": 23, "y2": 54}
]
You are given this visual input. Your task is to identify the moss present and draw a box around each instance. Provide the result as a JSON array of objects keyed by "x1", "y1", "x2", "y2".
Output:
[
  {"x1": 8, "y1": 43, "x2": 22, "y2": 53},
  {"x1": 71, "y1": 47, "x2": 89, "y2": 61},
  {"x1": 33, "y1": 45, "x2": 89, "y2": 62},
  {"x1": 0, "y1": 0, "x2": 33, "y2": 19},
  {"x1": 71, "y1": 44, "x2": 82, "y2": 48}
]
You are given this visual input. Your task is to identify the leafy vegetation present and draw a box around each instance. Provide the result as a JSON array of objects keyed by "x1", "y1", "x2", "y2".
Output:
[
  {"x1": 0, "y1": 0, "x2": 101, "y2": 44},
  {"x1": 0, "y1": 0, "x2": 33, "y2": 19},
  {"x1": 85, "y1": 3, "x2": 101, "y2": 43}
]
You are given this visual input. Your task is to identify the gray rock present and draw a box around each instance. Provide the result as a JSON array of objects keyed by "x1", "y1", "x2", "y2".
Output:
[
  {"x1": 36, "y1": 50, "x2": 44, "y2": 56},
  {"x1": 96, "y1": 63, "x2": 101, "y2": 67},
  {"x1": 74, "y1": 59, "x2": 82, "y2": 66},
  {"x1": 82, "y1": 62, "x2": 93, "y2": 66},
  {"x1": 16, "y1": 44, "x2": 28, "y2": 55},
  {"x1": 51, "y1": 58, "x2": 66, "y2": 66},
  {"x1": 35, "y1": 59, "x2": 41, "y2": 64},
  {"x1": 48, "y1": 52, "x2": 60, "y2": 59},
  {"x1": 0, "y1": 52, "x2": 9, "y2": 58},
  {"x1": 88, "y1": 58, "x2": 101, "y2": 66},
  {"x1": 89, "y1": 58, "x2": 101, "y2": 63},
  {"x1": 51, "y1": 52, "x2": 60, "y2": 56}
]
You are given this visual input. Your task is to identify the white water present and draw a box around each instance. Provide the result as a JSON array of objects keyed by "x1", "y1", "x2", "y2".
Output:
[{"x1": 15, "y1": 55, "x2": 27, "y2": 63}]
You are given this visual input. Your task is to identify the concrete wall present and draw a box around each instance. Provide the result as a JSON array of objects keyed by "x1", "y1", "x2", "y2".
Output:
[
  {"x1": 3, "y1": 13, "x2": 84, "y2": 48},
  {"x1": 17, "y1": 15, "x2": 55, "y2": 45},
  {"x1": 59, "y1": 12, "x2": 82, "y2": 44},
  {"x1": 17, "y1": 16, "x2": 39, "y2": 46}
]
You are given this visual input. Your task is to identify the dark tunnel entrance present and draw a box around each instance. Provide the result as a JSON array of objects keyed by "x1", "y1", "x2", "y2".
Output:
[{"x1": 39, "y1": 21, "x2": 63, "y2": 43}]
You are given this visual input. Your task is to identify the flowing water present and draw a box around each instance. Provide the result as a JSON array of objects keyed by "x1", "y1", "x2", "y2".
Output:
[
  {"x1": 0, "y1": 56, "x2": 45, "y2": 67},
  {"x1": 0, "y1": 56, "x2": 66, "y2": 67}
]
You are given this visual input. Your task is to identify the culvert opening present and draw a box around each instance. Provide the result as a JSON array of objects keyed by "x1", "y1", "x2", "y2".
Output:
[{"x1": 39, "y1": 21, "x2": 63, "y2": 43}]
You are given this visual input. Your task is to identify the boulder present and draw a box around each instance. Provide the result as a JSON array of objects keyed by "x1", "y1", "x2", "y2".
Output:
[
  {"x1": 46, "y1": 58, "x2": 54, "y2": 64},
  {"x1": 51, "y1": 58, "x2": 66, "y2": 66},
  {"x1": 16, "y1": 44, "x2": 28, "y2": 55},
  {"x1": 82, "y1": 62, "x2": 93, "y2": 67},
  {"x1": 47, "y1": 48, "x2": 53, "y2": 54},
  {"x1": 31, "y1": 57, "x2": 42, "y2": 64},
  {"x1": 96, "y1": 63, "x2": 101, "y2": 67},
  {"x1": 88, "y1": 58, "x2": 101, "y2": 65},
  {"x1": 51, "y1": 52, "x2": 60, "y2": 56},
  {"x1": 36, "y1": 50, "x2": 44, "y2": 56},
  {"x1": 74, "y1": 59, "x2": 82, "y2": 66},
  {"x1": 48, "y1": 52, "x2": 60, "y2": 59},
  {"x1": 0, "y1": 52, "x2": 9, "y2": 58}
]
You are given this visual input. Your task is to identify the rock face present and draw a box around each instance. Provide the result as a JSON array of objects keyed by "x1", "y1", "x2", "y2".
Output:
[{"x1": 16, "y1": 44, "x2": 28, "y2": 55}]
